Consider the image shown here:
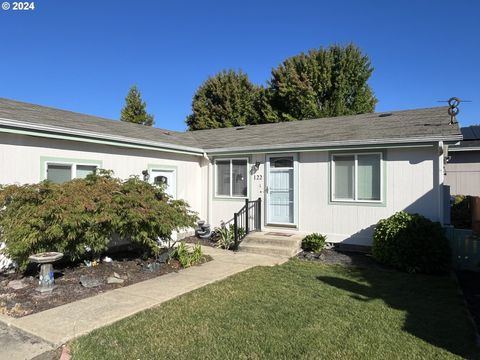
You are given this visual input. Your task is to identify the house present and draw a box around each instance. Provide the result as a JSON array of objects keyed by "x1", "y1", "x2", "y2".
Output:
[
  {"x1": 0, "y1": 98, "x2": 462, "y2": 247},
  {"x1": 445, "y1": 125, "x2": 480, "y2": 196}
]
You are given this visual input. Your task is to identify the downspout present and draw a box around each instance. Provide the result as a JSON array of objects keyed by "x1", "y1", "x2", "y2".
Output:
[
  {"x1": 438, "y1": 141, "x2": 445, "y2": 225},
  {"x1": 203, "y1": 152, "x2": 212, "y2": 225}
]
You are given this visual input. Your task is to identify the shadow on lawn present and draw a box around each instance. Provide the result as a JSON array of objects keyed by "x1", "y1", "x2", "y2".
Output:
[{"x1": 316, "y1": 252, "x2": 479, "y2": 359}]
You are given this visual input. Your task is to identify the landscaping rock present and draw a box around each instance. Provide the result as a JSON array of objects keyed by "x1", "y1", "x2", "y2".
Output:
[
  {"x1": 79, "y1": 275, "x2": 102, "y2": 288},
  {"x1": 0, "y1": 242, "x2": 15, "y2": 272},
  {"x1": 7, "y1": 280, "x2": 27, "y2": 290},
  {"x1": 107, "y1": 276, "x2": 124, "y2": 284}
]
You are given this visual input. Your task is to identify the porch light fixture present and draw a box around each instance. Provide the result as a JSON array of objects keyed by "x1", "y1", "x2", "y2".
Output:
[
  {"x1": 253, "y1": 161, "x2": 261, "y2": 171},
  {"x1": 142, "y1": 170, "x2": 150, "y2": 182}
]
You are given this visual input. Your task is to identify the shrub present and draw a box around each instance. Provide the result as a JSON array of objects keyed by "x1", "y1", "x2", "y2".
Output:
[
  {"x1": 301, "y1": 233, "x2": 327, "y2": 253},
  {"x1": 174, "y1": 242, "x2": 204, "y2": 268},
  {"x1": 214, "y1": 224, "x2": 245, "y2": 249},
  {"x1": 451, "y1": 195, "x2": 471, "y2": 229},
  {"x1": 372, "y1": 211, "x2": 451, "y2": 274},
  {"x1": 0, "y1": 171, "x2": 197, "y2": 270}
]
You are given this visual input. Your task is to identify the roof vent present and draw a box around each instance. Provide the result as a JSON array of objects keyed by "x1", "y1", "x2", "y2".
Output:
[
  {"x1": 162, "y1": 131, "x2": 171, "y2": 135},
  {"x1": 236, "y1": 126, "x2": 246, "y2": 130},
  {"x1": 378, "y1": 113, "x2": 393, "y2": 118}
]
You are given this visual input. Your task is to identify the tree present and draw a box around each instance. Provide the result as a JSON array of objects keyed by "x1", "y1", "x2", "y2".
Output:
[
  {"x1": 186, "y1": 70, "x2": 264, "y2": 130},
  {"x1": 120, "y1": 85, "x2": 154, "y2": 126},
  {"x1": 267, "y1": 44, "x2": 377, "y2": 121}
]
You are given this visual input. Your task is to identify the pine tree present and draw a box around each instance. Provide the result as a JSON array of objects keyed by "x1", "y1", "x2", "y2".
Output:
[{"x1": 120, "y1": 85, "x2": 154, "y2": 126}]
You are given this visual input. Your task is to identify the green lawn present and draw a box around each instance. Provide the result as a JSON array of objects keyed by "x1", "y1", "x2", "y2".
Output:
[{"x1": 71, "y1": 259, "x2": 479, "y2": 359}]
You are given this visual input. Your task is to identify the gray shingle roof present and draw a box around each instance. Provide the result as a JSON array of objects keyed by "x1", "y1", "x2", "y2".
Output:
[
  {"x1": 190, "y1": 107, "x2": 462, "y2": 152},
  {"x1": 0, "y1": 97, "x2": 462, "y2": 154},
  {"x1": 0, "y1": 98, "x2": 201, "y2": 151}
]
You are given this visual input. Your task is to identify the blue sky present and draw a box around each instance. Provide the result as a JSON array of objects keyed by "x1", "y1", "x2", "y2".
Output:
[{"x1": 0, "y1": 0, "x2": 478, "y2": 131}]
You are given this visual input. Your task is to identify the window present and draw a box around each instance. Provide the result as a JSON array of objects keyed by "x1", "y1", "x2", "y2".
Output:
[
  {"x1": 47, "y1": 164, "x2": 72, "y2": 184},
  {"x1": 76, "y1": 165, "x2": 97, "y2": 179},
  {"x1": 46, "y1": 163, "x2": 97, "y2": 184},
  {"x1": 215, "y1": 158, "x2": 248, "y2": 197},
  {"x1": 331, "y1": 153, "x2": 382, "y2": 202}
]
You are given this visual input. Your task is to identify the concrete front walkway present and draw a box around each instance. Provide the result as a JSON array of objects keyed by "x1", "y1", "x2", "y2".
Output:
[{"x1": 0, "y1": 246, "x2": 287, "y2": 348}]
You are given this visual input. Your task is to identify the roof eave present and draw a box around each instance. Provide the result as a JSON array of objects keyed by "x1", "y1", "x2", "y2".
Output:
[
  {"x1": 204, "y1": 135, "x2": 463, "y2": 154},
  {"x1": 0, "y1": 117, "x2": 204, "y2": 156}
]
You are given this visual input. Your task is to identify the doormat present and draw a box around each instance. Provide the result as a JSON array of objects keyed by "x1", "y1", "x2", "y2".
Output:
[{"x1": 265, "y1": 232, "x2": 293, "y2": 237}]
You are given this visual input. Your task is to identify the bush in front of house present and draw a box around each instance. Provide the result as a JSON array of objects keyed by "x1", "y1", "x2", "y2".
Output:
[
  {"x1": 451, "y1": 195, "x2": 471, "y2": 229},
  {"x1": 372, "y1": 211, "x2": 450, "y2": 274},
  {"x1": 174, "y1": 242, "x2": 204, "y2": 268},
  {"x1": 0, "y1": 171, "x2": 197, "y2": 271},
  {"x1": 301, "y1": 233, "x2": 327, "y2": 253}
]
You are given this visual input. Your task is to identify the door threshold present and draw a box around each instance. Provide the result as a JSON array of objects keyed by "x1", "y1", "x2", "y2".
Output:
[{"x1": 265, "y1": 224, "x2": 298, "y2": 229}]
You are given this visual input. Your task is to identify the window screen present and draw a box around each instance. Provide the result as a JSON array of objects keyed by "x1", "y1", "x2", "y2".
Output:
[
  {"x1": 76, "y1": 165, "x2": 97, "y2": 179},
  {"x1": 232, "y1": 159, "x2": 247, "y2": 197},
  {"x1": 333, "y1": 156, "x2": 355, "y2": 200},
  {"x1": 47, "y1": 164, "x2": 72, "y2": 184},
  {"x1": 357, "y1": 154, "x2": 381, "y2": 201},
  {"x1": 216, "y1": 160, "x2": 231, "y2": 196}
]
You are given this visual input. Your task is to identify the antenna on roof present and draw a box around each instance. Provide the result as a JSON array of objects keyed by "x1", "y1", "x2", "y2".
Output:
[{"x1": 437, "y1": 97, "x2": 472, "y2": 125}]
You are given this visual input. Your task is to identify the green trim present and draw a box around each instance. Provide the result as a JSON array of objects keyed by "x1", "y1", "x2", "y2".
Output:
[
  {"x1": 327, "y1": 150, "x2": 387, "y2": 207},
  {"x1": 147, "y1": 164, "x2": 178, "y2": 199},
  {"x1": 0, "y1": 127, "x2": 203, "y2": 156},
  {"x1": 207, "y1": 143, "x2": 435, "y2": 156},
  {"x1": 212, "y1": 156, "x2": 252, "y2": 201},
  {"x1": 40, "y1": 156, "x2": 103, "y2": 181}
]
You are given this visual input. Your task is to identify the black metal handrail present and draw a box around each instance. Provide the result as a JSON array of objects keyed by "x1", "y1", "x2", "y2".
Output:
[{"x1": 233, "y1": 197, "x2": 262, "y2": 250}]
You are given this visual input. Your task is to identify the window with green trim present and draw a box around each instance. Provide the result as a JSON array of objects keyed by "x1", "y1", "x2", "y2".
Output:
[
  {"x1": 215, "y1": 158, "x2": 248, "y2": 198},
  {"x1": 46, "y1": 163, "x2": 97, "y2": 184},
  {"x1": 331, "y1": 153, "x2": 382, "y2": 202}
]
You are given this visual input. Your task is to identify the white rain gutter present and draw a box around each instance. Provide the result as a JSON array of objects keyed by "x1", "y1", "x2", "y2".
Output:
[
  {"x1": 204, "y1": 135, "x2": 463, "y2": 155},
  {"x1": 0, "y1": 117, "x2": 205, "y2": 156},
  {"x1": 448, "y1": 147, "x2": 480, "y2": 152}
]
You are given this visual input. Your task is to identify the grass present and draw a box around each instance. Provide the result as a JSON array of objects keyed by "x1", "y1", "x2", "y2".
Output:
[{"x1": 71, "y1": 259, "x2": 479, "y2": 359}]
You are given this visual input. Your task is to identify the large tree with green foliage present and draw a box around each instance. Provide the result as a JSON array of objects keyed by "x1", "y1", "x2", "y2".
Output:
[
  {"x1": 186, "y1": 70, "x2": 264, "y2": 130},
  {"x1": 120, "y1": 85, "x2": 154, "y2": 126},
  {"x1": 267, "y1": 44, "x2": 377, "y2": 121}
]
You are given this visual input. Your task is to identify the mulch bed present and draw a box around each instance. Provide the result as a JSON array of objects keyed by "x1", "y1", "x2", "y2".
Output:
[
  {"x1": 0, "y1": 251, "x2": 210, "y2": 318},
  {"x1": 297, "y1": 248, "x2": 383, "y2": 269},
  {"x1": 184, "y1": 235, "x2": 218, "y2": 248}
]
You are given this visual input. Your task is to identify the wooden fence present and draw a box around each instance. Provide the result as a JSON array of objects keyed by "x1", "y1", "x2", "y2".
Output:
[{"x1": 445, "y1": 226, "x2": 480, "y2": 271}]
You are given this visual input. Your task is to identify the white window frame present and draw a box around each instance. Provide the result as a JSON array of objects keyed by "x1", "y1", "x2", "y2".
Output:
[
  {"x1": 214, "y1": 158, "x2": 249, "y2": 199},
  {"x1": 45, "y1": 162, "x2": 98, "y2": 181},
  {"x1": 331, "y1": 152, "x2": 383, "y2": 203}
]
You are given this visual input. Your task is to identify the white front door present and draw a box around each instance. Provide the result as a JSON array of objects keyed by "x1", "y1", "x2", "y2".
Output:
[
  {"x1": 266, "y1": 155, "x2": 296, "y2": 225},
  {"x1": 150, "y1": 169, "x2": 176, "y2": 199}
]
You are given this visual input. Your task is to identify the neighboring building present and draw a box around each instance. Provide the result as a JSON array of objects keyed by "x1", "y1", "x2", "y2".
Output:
[
  {"x1": 445, "y1": 125, "x2": 480, "y2": 196},
  {"x1": 0, "y1": 98, "x2": 462, "y2": 246}
]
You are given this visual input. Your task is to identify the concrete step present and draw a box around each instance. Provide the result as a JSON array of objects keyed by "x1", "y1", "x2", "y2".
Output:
[
  {"x1": 239, "y1": 243, "x2": 299, "y2": 257},
  {"x1": 238, "y1": 231, "x2": 304, "y2": 257},
  {"x1": 242, "y1": 236, "x2": 301, "y2": 248}
]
